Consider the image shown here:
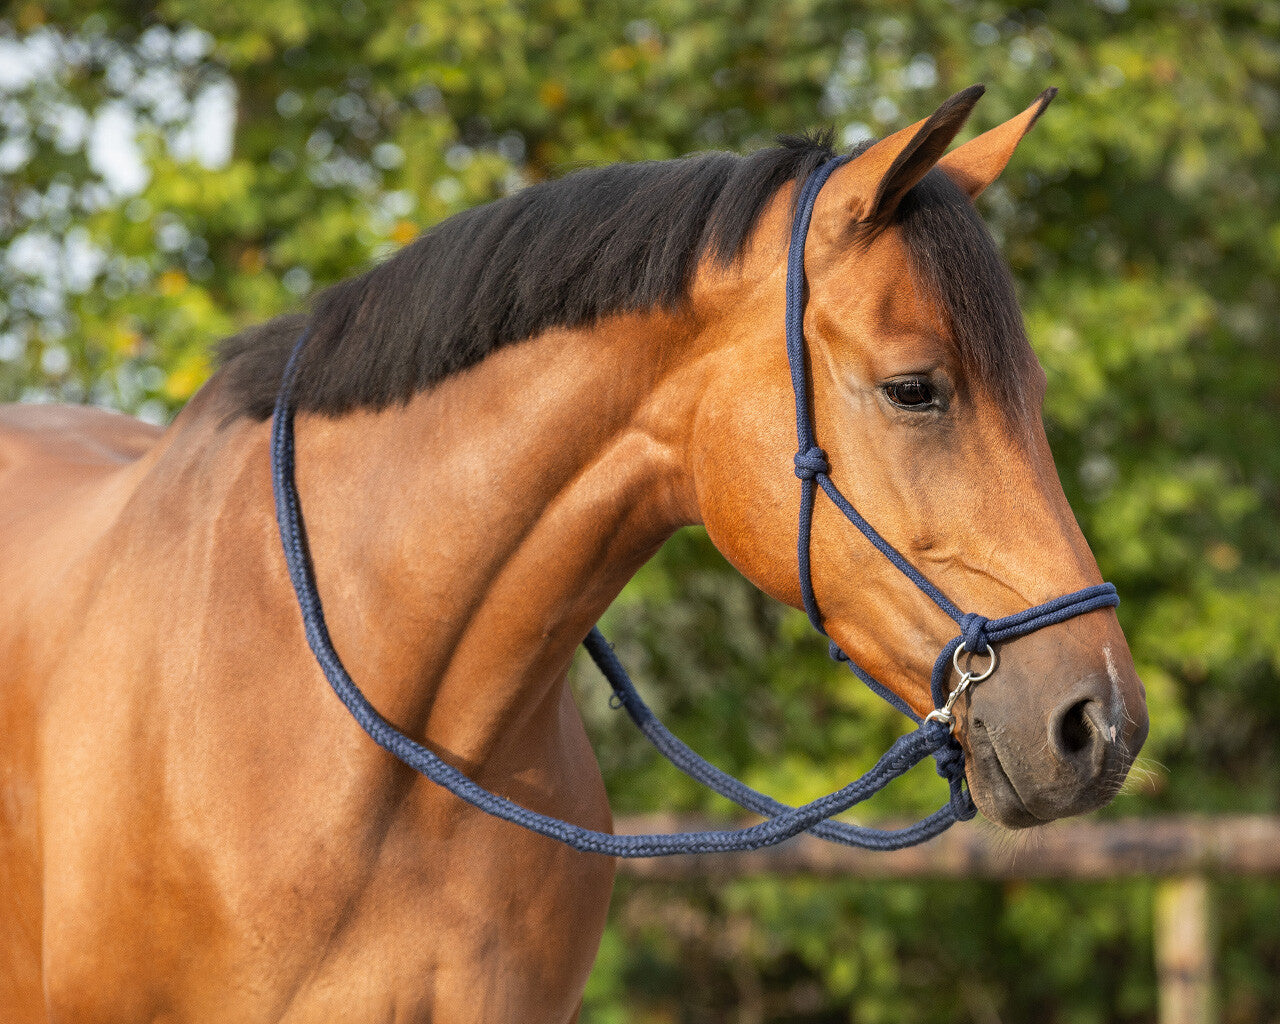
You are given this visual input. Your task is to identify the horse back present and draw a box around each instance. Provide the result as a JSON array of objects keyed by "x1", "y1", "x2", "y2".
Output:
[
  {"x1": 0, "y1": 403, "x2": 161, "y2": 479},
  {"x1": 0, "y1": 403, "x2": 163, "y2": 569}
]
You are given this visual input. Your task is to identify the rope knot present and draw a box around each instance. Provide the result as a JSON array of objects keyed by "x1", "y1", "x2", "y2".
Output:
[
  {"x1": 793, "y1": 446, "x2": 830, "y2": 481},
  {"x1": 958, "y1": 612, "x2": 990, "y2": 655},
  {"x1": 932, "y1": 738, "x2": 966, "y2": 785}
]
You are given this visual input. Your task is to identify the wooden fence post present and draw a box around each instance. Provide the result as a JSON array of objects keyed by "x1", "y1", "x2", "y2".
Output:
[{"x1": 1153, "y1": 874, "x2": 1215, "y2": 1024}]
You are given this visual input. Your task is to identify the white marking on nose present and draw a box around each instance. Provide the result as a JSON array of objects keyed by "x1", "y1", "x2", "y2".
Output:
[
  {"x1": 1103, "y1": 643, "x2": 1122, "y2": 690},
  {"x1": 1103, "y1": 644, "x2": 1122, "y2": 745}
]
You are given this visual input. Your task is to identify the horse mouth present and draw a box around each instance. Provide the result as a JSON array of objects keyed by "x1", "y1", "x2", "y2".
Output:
[{"x1": 964, "y1": 724, "x2": 1047, "y2": 829}]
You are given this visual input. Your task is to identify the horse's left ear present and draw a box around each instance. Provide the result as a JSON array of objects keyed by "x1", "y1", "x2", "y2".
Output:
[
  {"x1": 936, "y1": 88, "x2": 1057, "y2": 199},
  {"x1": 813, "y1": 85, "x2": 985, "y2": 236}
]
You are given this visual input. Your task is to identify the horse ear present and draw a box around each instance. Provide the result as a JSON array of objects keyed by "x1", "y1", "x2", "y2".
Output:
[
  {"x1": 936, "y1": 88, "x2": 1057, "y2": 199},
  {"x1": 818, "y1": 85, "x2": 986, "y2": 229}
]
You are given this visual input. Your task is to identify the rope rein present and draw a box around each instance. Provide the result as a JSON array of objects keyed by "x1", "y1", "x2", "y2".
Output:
[{"x1": 270, "y1": 156, "x2": 1118, "y2": 856}]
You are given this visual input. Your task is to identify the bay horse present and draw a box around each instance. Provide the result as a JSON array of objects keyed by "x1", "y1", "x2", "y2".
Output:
[{"x1": 0, "y1": 86, "x2": 1147, "y2": 1021}]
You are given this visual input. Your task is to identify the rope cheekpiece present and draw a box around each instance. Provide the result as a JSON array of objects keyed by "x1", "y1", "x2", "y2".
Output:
[{"x1": 270, "y1": 155, "x2": 1120, "y2": 857}]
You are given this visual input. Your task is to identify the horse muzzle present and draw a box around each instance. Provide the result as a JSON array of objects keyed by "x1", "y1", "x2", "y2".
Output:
[{"x1": 960, "y1": 663, "x2": 1150, "y2": 828}]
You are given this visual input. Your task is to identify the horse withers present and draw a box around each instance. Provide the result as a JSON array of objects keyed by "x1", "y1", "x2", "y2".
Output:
[{"x1": 0, "y1": 87, "x2": 1147, "y2": 1022}]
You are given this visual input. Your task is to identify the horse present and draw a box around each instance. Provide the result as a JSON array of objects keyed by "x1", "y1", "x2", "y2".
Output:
[{"x1": 0, "y1": 85, "x2": 1148, "y2": 1022}]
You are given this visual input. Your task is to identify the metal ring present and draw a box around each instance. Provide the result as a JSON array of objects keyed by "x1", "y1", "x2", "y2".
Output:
[{"x1": 952, "y1": 641, "x2": 997, "y2": 682}]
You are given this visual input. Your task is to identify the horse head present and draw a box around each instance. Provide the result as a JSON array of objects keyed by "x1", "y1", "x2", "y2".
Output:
[{"x1": 689, "y1": 87, "x2": 1149, "y2": 827}]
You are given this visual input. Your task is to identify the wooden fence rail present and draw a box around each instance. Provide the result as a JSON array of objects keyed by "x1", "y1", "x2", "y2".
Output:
[
  {"x1": 613, "y1": 814, "x2": 1280, "y2": 1024},
  {"x1": 612, "y1": 813, "x2": 1280, "y2": 881}
]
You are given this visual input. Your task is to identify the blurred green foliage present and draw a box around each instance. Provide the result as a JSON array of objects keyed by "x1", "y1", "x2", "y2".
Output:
[{"x1": 2, "y1": 0, "x2": 1277, "y2": 1020}]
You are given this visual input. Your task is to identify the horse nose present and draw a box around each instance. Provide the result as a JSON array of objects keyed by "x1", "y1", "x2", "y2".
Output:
[{"x1": 1048, "y1": 685, "x2": 1119, "y2": 779}]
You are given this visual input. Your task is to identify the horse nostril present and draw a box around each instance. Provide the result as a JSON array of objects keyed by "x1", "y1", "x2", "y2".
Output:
[
  {"x1": 1050, "y1": 696, "x2": 1118, "y2": 776},
  {"x1": 1057, "y1": 699, "x2": 1095, "y2": 756}
]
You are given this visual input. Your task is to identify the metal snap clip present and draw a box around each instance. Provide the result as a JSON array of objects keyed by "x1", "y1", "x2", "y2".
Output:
[{"x1": 926, "y1": 642, "x2": 999, "y2": 728}]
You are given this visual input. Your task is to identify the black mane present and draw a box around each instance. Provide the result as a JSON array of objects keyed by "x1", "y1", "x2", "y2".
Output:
[{"x1": 218, "y1": 134, "x2": 1031, "y2": 419}]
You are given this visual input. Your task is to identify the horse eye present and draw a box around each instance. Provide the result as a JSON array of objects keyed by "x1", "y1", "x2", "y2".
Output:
[{"x1": 884, "y1": 379, "x2": 935, "y2": 409}]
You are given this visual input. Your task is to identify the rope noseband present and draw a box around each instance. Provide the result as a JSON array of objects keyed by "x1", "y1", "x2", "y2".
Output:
[{"x1": 270, "y1": 156, "x2": 1118, "y2": 856}]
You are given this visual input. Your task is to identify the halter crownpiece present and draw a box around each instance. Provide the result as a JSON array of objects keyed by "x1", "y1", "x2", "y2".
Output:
[{"x1": 271, "y1": 155, "x2": 1118, "y2": 857}]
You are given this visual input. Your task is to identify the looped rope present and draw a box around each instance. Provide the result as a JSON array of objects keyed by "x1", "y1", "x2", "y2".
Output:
[
  {"x1": 269, "y1": 153, "x2": 1121, "y2": 858},
  {"x1": 794, "y1": 446, "x2": 830, "y2": 480},
  {"x1": 958, "y1": 612, "x2": 991, "y2": 655}
]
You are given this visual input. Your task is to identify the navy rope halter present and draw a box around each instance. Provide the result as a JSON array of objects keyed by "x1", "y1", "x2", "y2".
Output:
[{"x1": 270, "y1": 155, "x2": 1119, "y2": 856}]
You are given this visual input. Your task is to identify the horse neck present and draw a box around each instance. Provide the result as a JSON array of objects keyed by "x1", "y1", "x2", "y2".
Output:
[{"x1": 281, "y1": 310, "x2": 701, "y2": 771}]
